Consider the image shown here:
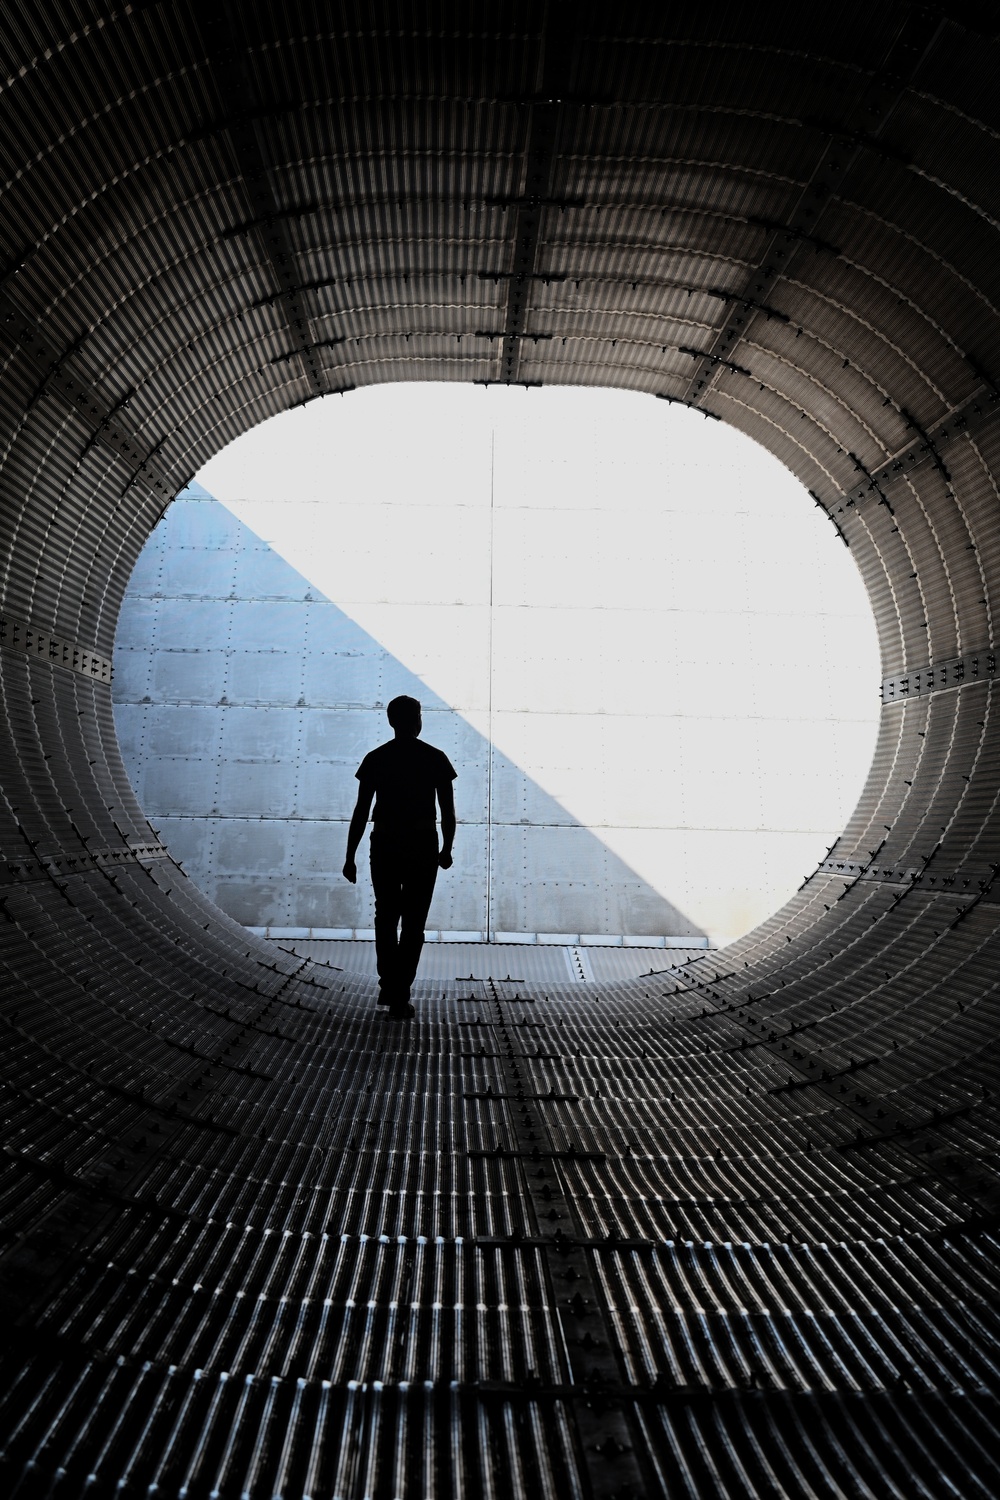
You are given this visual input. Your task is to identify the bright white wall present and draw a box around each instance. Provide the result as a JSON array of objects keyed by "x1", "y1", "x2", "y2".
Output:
[{"x1": 196, "y1": 383, "x2": 879, "y2": 945}]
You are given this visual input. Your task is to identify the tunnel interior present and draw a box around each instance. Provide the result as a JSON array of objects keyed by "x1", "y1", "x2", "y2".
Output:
[{"x1": 2, "y1": 3, "x2": 1000, "y2": 1495}]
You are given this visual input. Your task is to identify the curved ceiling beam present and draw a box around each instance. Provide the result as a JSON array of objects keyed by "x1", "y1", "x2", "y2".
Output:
[{"x1": 2, "y1": 4, "x2": 1000, "y2": 1493}]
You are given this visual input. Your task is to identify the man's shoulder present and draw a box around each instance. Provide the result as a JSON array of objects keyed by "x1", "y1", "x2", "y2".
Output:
[
  {"x1": 357, "y1": 739, "x2": 395, "y2": 776},
  {"x1": 358, "y1": 736, "x2": 456, "y2": 779},
  {"x1": 415, "y1": 738, "x2": 446, "y2": 758},
  {"x1": 418, "y1": 739, "x2": 457, "y2": 779},
  {"x1": 397, "y1": 737, "x2": 455, "y2": 777}
]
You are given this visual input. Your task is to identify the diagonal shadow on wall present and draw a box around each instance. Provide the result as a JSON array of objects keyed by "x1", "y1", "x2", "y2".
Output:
[{"x1": 112, "y1": 484, "x2": 706, "y2": 940}]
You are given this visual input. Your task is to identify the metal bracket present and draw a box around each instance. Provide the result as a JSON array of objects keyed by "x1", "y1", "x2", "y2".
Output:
[
  {"x1": 468, "y1": 1148, "x2": 606, "y2": 1162},
  {"x1": 881, "y1": 647, "x2": 997, "y2": 706},
  {"x1": 1, "y1": 842, "x2": 170, "y2": 887},
  {"x1": 464, "y1": 1089, "x2": 580, "y2": 1103},
  {"x1": 479, "y1": 978, "x2": 653, "y2": 1497},
  {"x1": 201, "y1": 3, "x2": 328, "y2": 400},
  {"x1": 0, "y1": 290, "x2": 175, "y2": 502},
  {"x1": 681, "y1": 10, "x2": 948, "y2": 409},
  {"x1": 837, "y1": 386, "x2": 1000, "y2": 514},
  {"x1": 494, "y1": 9, "x2": 575, "y2": 385},
  {"x1": 0, "y1": 610, "x2": 114, "y2": 684}
]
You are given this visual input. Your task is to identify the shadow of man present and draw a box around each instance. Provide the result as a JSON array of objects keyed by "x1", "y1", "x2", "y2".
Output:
[{"x1": 343, "y1": 695, "x2": 456, "y2": 1019}]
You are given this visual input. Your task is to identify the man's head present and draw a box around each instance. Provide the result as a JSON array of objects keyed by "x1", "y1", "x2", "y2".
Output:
[{"x1": 387, "y1": 695, "x2": 422, "y2": 737}]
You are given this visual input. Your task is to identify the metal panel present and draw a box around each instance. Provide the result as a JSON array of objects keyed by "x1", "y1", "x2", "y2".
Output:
[
  {"x1": 114, "y1": 491, "x2": 703, "y2": 942},
  {"x1": 3, "y1": 6, "x2": 1000, "y2": 1496}
]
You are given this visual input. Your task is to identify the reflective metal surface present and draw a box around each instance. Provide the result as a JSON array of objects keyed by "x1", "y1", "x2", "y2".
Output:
[{"x1": 2, "y1": 3, "x2": 1000, "y2": 1494}]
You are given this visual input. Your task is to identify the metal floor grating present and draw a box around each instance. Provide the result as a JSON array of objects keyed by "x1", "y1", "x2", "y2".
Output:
[
  {"x1": 264, "y1": 938, "x2": 708, "y2": 986},
  {"x1": 3, "y1": 880, "x2": 1000, "y2": 1497},
  {"x1": 3, "y1": 3, "x2": 1000, "y2": 1495}
]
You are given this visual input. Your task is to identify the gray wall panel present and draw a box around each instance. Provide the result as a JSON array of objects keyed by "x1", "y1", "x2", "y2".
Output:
[
  {"x1": 116, "y1": 596, "x2": 161, "y2": 641},
  {"x1": 146, "y1": 705, "x2": 220, "y2": 757},
  {"x1": 150, "y1": 651, "x2": 228, "y2": 702},
  {"x1": 157, "y1": 549, "x2": 235, "y2": 596},
  {"x1": 212, "y1": 877, "x2": 289, "y2": 927},
  {"x1": 295, "y1": 880, "x2": 353, "y2": 928},
  {"x1": 215, "y1": 761, "x2": 297, "y2": 818},
  {"x1": 110, "y1": 650, "x2": 153, "y2": 700},
  {"x1": 153, "y1": 599, "x2": 233, "y2": 650},
  {"x1": 113, "y1": 488, "x2": 705, "y2": 939},
  {"x1": 215, "y1": 821, "x2": 289, "y2": 874},
  {"x1": 302, "y1": 655, "x2": 379, "y2": 705},
  {"x1": 220, "y1": 705, "x2": 301, "y2": 760},
  {"x1": 227, "y1": 653, "x2": 303, "y2": 704},
  {"x1": 302, "y1": 708, "x2": 384, "y2": 758},
  {"x1": 294, "y1": 761, "x2": 359, "y2": 821},
  {"x1": 112, "y1": 703, "x2": 145, "y2": 760},
  {"x1": 123, "y1": 549, "x2": 164, "y2": 593},
  {"x1": 232, "y1": 548, "x2": 305, "y2": 598},
  {"x1": 141, "y1": 758, "x2": 218, "y2": 816},
  {"x1": 235, "y1": 601, "x2": 308, "y2": 651},
  {"x1": 289, "y1": 819, "x2": 346, "y2": 875}
]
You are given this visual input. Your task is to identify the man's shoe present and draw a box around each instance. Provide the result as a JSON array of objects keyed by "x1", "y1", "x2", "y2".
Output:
[{"x1": 387, "y1": 1003, "x2": 415, "y2": 1020}]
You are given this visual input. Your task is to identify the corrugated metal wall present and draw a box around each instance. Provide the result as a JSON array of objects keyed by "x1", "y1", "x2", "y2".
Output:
[{"x1": 3, "y1": 3, "x2": 1000, "y2": 1494}]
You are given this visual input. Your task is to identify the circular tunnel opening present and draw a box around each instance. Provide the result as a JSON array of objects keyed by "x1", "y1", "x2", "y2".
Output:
[
  {"x1": 4, "y1": 6, "x2": 1000, "y2": 1493},
  {"x1": 111, "y1": 383, "x2": 880, "y2": 962}
]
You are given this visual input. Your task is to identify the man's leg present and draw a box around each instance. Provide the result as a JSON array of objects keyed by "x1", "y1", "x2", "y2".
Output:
[
  {"x1": 396, "y1": 836, "x2": 440, "y2": 999},
  {"x1": 370, "y1": 835, "x2": 404, "y2": 1004}
]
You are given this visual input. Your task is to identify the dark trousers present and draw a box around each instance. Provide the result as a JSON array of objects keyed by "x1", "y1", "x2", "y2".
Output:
[{"x1": 370, "y1": 828, "x2": 439, "y2": 1000}]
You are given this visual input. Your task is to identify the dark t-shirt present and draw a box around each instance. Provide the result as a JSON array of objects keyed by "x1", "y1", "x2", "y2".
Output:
[{"x1": 356, "y1": 737, "x2": 457, "y2": 827}]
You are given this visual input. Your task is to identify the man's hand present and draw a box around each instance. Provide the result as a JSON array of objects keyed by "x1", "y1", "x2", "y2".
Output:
[
  {"x1": 343, "y1": 784, "x2": 374, "y2": 886},
  {"x1": 438, "y1": 850, "x2": 453, "y2": 870}
]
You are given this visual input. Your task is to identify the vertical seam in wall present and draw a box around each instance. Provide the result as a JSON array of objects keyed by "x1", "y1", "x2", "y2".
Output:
[{"x1": 486, "y1": 426, "x2": 495, "y2": 942}]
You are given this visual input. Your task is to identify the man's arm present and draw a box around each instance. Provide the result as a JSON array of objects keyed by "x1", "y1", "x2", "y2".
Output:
[
  {"x1": 343, "y1": 782, "x2": 375, "y2": 883},
  {"x1": 437, "y1": 779, "x2": 456, "y2": 870}
]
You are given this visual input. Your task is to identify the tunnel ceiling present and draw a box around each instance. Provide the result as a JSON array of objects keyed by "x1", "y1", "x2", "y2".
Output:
[
  {"x1": 4, "y1": 3, "x2": 1000, "y2": 1497},
  {"x1": 1, "y1": 0, "x2": 998, "y2": 670},
  {"x1": 3, "y1": 0, "x2": 999, "y2": 935}
]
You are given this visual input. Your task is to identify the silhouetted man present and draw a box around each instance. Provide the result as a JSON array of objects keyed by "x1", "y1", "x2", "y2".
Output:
[{"x1": 343, "y1": 696, "x2": 456, "y2": 1019}]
